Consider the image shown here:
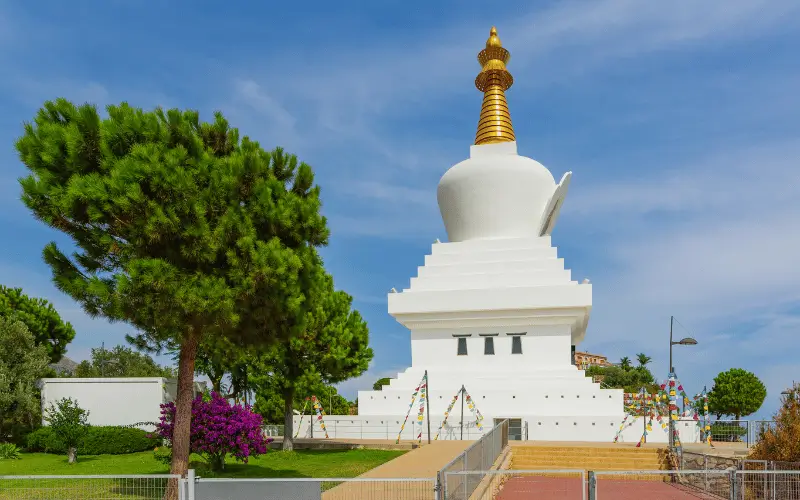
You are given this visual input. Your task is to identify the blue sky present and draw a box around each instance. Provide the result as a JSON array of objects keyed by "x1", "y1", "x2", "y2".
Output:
[{"x1": 1, "y1": 0, "x2": 798, "y2": 419}]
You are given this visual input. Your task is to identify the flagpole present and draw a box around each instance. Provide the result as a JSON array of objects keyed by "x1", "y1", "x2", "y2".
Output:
[
  {"x1": 425, "y1": 370, "x2": 431, "y2": 444},
  {"x1": 460, "y1": 385, "x2": 465, "y2": 440}
]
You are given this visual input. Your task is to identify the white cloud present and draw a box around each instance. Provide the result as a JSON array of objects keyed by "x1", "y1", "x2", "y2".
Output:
[
  {"x1": 564, "y1": 139, "x2": 800, "y2": 418},
  {"x1": 220, "y1": 1, "x2": 800, "y2": 239}
]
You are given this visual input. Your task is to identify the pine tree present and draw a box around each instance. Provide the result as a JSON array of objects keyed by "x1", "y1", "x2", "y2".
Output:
[
  {"x1": 251, "y1": 261, "x2": 372, "y2": 450},
  {"x1": 15, "y1": 99, "x2": 328, "y2": 490}
]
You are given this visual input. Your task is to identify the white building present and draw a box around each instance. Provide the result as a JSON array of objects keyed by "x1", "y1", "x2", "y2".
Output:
[
  {"x1": 294, "y1": 27, "x2": 701, "y2": 444},
  {"x1": 39, "y1": 377, "x2": 206, "y2": 429}
]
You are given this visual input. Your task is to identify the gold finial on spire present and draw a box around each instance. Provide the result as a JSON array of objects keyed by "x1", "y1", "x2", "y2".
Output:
[{"x1": 474, "y1": 26, "x2": 515, "y2": 145}]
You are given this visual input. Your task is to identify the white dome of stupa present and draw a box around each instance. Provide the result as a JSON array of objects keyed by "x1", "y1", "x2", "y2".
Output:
[{"x1": 437, "y1": 27, "x2": 571, "y2": 243}]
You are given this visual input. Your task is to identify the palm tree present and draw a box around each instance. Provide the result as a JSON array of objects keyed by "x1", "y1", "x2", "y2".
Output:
[
  {"x1": 619, "y1": 356, "x2": 632, "y2": 370},
  {"x1": 636, "y1": 353, "x2": 652, "y2": 367}
]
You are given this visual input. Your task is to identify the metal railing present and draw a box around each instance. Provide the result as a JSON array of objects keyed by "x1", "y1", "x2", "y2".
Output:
[
  {"x1": 0, "y1": 474, "x2": 184, "y2": 499},
  {"x1": 445, "y1": 469, "x2": 586, "y2": 500},
  {"x1": 438, "y1": 419, "x2": 509, "y2": 500},
  {"x1": 687, "y1": 419, "x2": 775, "y2": 447},
  {"x1": 294, "y1": 419, "x2": 486, "y2": 441},
  {"x1": 194, "y1": 476, "x2": 436, "y2": 500},
  {"x1": 5, "y1": 468, "x2": 797, "y2": 499},
  {"x1": 262, "y1": 424, "x2": 284, "y2": 437},
  {"x1": 588, "y1": 469, "x2": 800, "y2": 500}
]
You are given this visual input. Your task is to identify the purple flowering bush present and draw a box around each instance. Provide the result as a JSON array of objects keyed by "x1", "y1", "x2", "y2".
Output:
[{"x1": 154, "y1": 391, "x2": 271, "y2": 471}]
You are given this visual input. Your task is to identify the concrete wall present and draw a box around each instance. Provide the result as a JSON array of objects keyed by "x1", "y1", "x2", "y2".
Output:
[
  {"x1": 40, "y1": 378, "x2": 175, "y2": 428},
  {"x1": 359, "y1": 384, "x2": 624, "y2": 417},
  {"x1": 291, "y1": 414, "x2": 703, "y2": 444}
]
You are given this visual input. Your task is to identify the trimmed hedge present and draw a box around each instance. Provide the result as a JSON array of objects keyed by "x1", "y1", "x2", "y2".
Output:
[{"x1": 26, "y1": 426, "x2": 161, "y2": 455}]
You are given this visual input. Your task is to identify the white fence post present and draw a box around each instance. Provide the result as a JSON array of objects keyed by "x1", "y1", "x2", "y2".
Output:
[{"x1": 187, "y1": 469, "x2": 196, "y2": 500}]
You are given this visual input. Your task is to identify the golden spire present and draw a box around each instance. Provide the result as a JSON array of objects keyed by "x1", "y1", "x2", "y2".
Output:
[{"x1": 474, "y1": 26, "x2": 515, "y2": 145}]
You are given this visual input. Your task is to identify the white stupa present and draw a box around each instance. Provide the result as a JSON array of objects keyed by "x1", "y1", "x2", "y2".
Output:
[{"x1": 355, "y1": 27, "x2": 628, "y2": 442}]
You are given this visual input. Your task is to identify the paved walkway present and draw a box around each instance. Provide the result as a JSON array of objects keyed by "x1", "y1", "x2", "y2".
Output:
[{"x1": 322, "y1": 440, "x2": 471, "y2": 500}]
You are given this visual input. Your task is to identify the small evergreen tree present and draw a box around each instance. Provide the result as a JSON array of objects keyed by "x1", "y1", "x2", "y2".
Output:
[
  {"x1": 44, "y1": 398, "x2": 89, "y2": 464},
  {"x1": 707, "y1": 368, "x2": 767, "y2": 420},
  {"x1": 251, "y1": 263, "x2": 372, "y2": 451}
]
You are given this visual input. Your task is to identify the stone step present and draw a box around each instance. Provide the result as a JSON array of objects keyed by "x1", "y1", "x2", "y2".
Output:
[
  {"x1": 512, "y1": 447, "x2": 666, "y2": 456},
  {"x1": 512, "y1": 454, "x2": 667, "y2": 464},
  {"x1": 511, "y1": 462, "x2": 670, "y2": 472},
  {"x1": 512, "y1": 458, "x2": 667, "y2": 469}
]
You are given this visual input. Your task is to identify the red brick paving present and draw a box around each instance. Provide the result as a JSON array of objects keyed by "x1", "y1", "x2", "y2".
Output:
[{"x1": 495, "y1": 477, "x2": 723, "y2": 499}]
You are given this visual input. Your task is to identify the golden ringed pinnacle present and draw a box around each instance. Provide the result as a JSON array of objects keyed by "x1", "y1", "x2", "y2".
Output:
[{"x1": 474, "y1": 26, "x2": 515, "y2": 145}]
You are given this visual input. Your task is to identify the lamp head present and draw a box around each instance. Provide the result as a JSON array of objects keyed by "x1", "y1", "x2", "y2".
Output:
[{"x1": 678, "y1": 337, "x2": 698, "y2": 345}]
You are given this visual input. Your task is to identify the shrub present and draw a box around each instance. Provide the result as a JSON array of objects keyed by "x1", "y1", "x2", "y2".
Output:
[
  {"x1": 26, "y1": 426, "x2": 161, "y2": 455},
  {"x1": 43, "y1": 398, "x2": 89, "y2": 464},
  {"x1": 0, "y1": 442, "x2": 21, "y2": 460},
  {"x1": 155, "y1": 392, "x2": 271, "y2": 471},
  {"x1": 750, "y1": 382, "x2": 800, "y2": 462},
  {"x1": 153, "y1": 446, "x2": 172, "y2": 465}
]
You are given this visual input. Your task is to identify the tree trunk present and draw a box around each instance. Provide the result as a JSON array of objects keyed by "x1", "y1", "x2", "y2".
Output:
[
  {"x1": 211, "y1": 374, "x2": 222, "y2": 394},
  {"x1": 282, "y1": 388, "x2": 295, "y2": 451},
  {"x1": 67, "y1": 446, "x2": 77, "y2": 464},
  {"x1": 164, "y1": 329, "x2": 201, "y2": 500}
]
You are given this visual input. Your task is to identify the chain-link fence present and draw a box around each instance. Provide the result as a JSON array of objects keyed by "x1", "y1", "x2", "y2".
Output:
[
  {"x1": 444, "y1": 469, "x2": 586, "y2": 500},
  {"x1": 0, "y1": 474, "x2": 184, "y2": 500},
  {"x1": 439, "y1": 419, "x2": 509, "y2": 500}
]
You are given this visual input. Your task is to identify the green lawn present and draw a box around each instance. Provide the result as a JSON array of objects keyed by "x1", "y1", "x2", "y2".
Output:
[
  {"x1": 0, "y1": 448, "x2": 406, "y2": 477},
  {"x1": 0, "y1": 449, "x2": 407, "y2": 499}
]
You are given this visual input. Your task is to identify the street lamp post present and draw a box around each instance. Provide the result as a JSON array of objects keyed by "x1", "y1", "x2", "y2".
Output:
[
  {"x1": 668, "y1": 316, "x2": 698, "y2": 452},
  {"x1": 669, "y1": 316, "x2": 698, "y2": 373}
]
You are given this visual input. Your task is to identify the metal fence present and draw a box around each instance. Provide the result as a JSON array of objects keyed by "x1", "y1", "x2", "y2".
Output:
[
  {"x1": 295, "y1": 419, "x2": 487, "y2": 441},
  {"x1": 438, "y1": 419, "x2": 509, "y2": 500},
  {"x1": 194, "y1": 476, "x2": 436, "y2": 500},
  {"x1": 5, "y1": 469, "x2": 798, "y2": 500},
  {"x1": 0, "y1": 474, "x2": 184, "y2": 499},
  {"x1": 681, "y1": 451, "x2": 800, "y2": 474},
  {"x1": 737, "y1": 470, "x2": 800, "y2": 500},
  {"x1": 693, "y1": 419, "x2": 775, "y2": 447},
  {"x1": 444, "y1": 469, "x2": 586, "y2": 500},
  {"x1": 588, "y1": 470, "x2": 800, "y2": 500},
  {"x1": 262, "y1": 424, "x2": 284, "y2": 437}
]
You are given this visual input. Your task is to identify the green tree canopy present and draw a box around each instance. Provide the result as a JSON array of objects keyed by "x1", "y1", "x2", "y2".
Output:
[
  {"x1": 619, "y1": 356, "x2": 632, "y2": 370},
  {"x1": 586, "y1": 364, "x2": 659, "y2": 395},
  {"x1": 373, "y1": 377, "x2": 391, "y2": 391},
  {"x1": 707, "y1": 368, "x2": 767, "y2": 420},
  {"x1": 0, "y1": 318, "x2": 51, "y2": 442},
  {"x1": 251, "y1": 263, "x2": 372, "y2": 450},
  {"x1": 16, "y1": 99, "x2": 328, "y2": 484},
  {"x1": 254, "y1": 376, "x2": 353, "y2": 425},
  {"x1": 0, "y1": 285, "x2": 76, "y2": 362},
  {"x1": 636, "y1": 353, "x2": 652, "y2": 367},
  {"x1": 73, "y1": 344, "x2": 176, "y2": 378}
]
